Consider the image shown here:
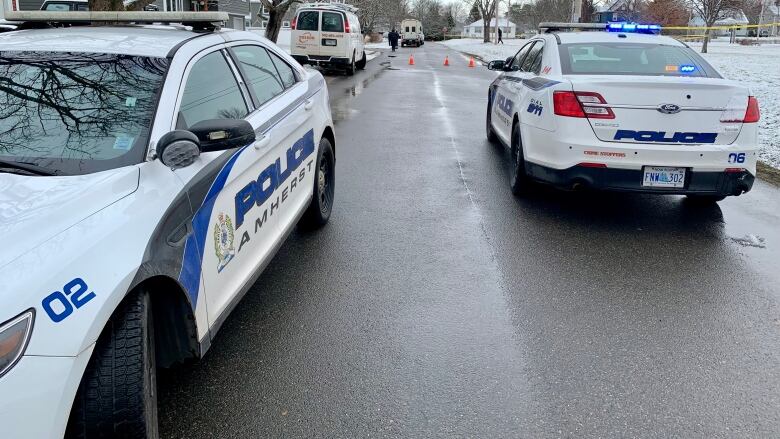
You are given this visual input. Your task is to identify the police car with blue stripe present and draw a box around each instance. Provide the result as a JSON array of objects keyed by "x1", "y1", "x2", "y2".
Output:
[
  {"x1": 0, "y1": 11, "x2": 335, "y2": 438},
  {"x1": 486, "y1": 22, "x2": 759, "y2": 202}
]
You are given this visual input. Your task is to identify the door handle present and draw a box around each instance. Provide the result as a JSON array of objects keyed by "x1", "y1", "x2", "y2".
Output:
[
  {"x1": 254, "y1": 135, "x2": 270, "y2": 150},
  {"x1": 304, "y1": 100, "x2": 314, "y2": 111}
]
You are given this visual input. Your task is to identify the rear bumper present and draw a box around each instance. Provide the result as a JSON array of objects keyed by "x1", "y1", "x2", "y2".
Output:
[
  {"x1": 526, "y1": 162, "x2": 755, "y2": 196},
  {"x1": 292, "y1": 55, "x2": 350, "y2": 68}
]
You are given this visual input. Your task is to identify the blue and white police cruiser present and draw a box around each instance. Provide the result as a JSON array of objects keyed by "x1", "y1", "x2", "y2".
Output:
[
  {"x1": 486, "y1": 22, "x2": 760, "y2": 202},
  {"x1": 0, "y1": 11, "x2": 336, "y2": 438}
]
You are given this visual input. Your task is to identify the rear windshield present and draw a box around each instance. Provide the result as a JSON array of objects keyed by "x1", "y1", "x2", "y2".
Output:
[
  {"x1": 322, "y1": 12, "x2": 344, "y2": 32},
  {"x1": 0, "y1": 51, "x2": 168, "y2": 175},
  {"x1": 559, "y1": 43, "x2": 721, "y2": 78},
  {"x1": 297, "y1": 10, "x2": 319, "y2": 31}
]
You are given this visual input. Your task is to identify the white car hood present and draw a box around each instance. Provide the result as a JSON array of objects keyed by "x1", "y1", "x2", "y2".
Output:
[{"x1": 0, "y1": 167, "x2": 139, "y2": 269}]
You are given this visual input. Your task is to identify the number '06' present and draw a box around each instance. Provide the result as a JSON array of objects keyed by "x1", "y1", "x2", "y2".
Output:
[{"x1": 42, "y1": 278, "x2": 96, "y2": 323}]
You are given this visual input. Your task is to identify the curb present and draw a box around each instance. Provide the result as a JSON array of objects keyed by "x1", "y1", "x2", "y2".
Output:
[{"x1": 757, "y1": 160, "x2": 780, "y2": 186}]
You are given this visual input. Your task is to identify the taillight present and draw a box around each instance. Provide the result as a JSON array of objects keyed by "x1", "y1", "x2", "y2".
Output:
[
  {"x1": 553, "y1": 91, "x2": 585, "y2": 118},
  {"x1": 344, "y1": 19, "x2": 351, "y2": 33},
  {"x1": 743, "y1": 96, "x2": 760, "y2": 123},
  {"x1": 291, "y1": 16, "x2": 297, "y2": 30},
  {"x1": 721, "y1": 96, "x2": 760, "y2": 123},
  {"x1": 553, "y1": 91, "x2": 615, "y2": 119}
]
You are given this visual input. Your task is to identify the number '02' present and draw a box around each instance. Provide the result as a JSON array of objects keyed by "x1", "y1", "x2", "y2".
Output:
[{"x1": 42, "y1": 278, "x2": 97, "y2": 323}]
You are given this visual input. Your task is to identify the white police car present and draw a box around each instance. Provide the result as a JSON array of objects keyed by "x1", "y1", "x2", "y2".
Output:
[
  {"x1": 486, "y1": 22, "x2": 759, "y2": 202},
  {"x1": 0, "y1": 11, "x2": 335, "y2": 438}
]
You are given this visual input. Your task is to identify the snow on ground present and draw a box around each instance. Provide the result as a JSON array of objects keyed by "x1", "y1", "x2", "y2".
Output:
[{"x1": 443, "y1": 38, "x2": 780, "y2": 169}]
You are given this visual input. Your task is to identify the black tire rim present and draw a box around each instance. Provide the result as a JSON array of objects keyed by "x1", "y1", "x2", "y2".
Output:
[{"x1": 318, "y1": 151, "x2": 334, "y2": 215}]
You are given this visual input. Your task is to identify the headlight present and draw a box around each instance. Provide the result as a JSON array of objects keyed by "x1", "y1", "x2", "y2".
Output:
[{"x1": 0, "y1": 309, "x2": 35, "y2": 379}]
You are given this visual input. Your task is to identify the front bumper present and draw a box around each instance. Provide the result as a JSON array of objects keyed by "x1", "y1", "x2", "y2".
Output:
[
  {"x1": 0, "y1": 349, "x2": 93, "y2": 438},
  {"x1": 292, "y1": 55, "x2": 350, "y2": 69},
  {"x1": 526, "y1": 162, "x2": 755, "y2": 196}
]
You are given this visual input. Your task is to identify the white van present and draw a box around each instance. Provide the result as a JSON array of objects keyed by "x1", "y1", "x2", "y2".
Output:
[
  {"x1": 401, "y1": 18, "x2": 424, "y2": 47},
  {"x1": 291, "y1": 1, "x2": 366, "y2": 75}
]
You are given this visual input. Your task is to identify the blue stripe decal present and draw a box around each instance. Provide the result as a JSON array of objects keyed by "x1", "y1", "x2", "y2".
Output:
[{"x1": 178, "y1": 145, "x2": 250, "y2": 307}]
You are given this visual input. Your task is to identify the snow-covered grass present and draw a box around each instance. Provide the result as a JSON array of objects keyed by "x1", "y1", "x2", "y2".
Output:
[{"x1": 443, "y1": 38, "x2": 780, "y2": 169}]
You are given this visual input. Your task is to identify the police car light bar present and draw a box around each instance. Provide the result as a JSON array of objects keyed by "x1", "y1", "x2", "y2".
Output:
[
  {"x1": 606, "y1": 22, "x2": 661, "y2": 34},
  {"x1": 4, "y1": 11, "x2": 229, "y2": 28},
  {"x1": 539, "y1": 22, "x2": 607, "y2": 32}
]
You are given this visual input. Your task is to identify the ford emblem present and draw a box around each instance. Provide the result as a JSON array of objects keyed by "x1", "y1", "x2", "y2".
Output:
[{"x1": 658, "y1": 103, "x2": 681, "y2": 114}]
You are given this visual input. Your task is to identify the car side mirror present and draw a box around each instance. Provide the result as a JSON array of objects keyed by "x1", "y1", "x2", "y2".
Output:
[
  {"x1": 158, "y1": 130, "x2": 201, "y2": 169},
  {"x1": 487, "y1": 60, "x2": 505, "y2": 71},
  {"x1": 189, "y1": 119, "x2": 256, "y2": 153}
]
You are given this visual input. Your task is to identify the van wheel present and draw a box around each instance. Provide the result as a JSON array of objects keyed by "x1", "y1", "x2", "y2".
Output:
[
  {"x1": 356, "y1": 52, "x2": 367, "y2": 70},
  {"x1": 301, "y1": 137, "x2": 335, "y2": 228},
  {"x1": 345, "y1": 55, "x2": 356, "y2": 76},
  {"x1": 66, "y1": 289, "x2": 158, "y2": 439},
  {"x1": 509, "y1": 123, "x2": 532, "y2": 196}
]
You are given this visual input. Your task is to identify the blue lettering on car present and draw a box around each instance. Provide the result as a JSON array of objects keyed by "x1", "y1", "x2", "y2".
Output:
[
  {"x1": 527, "y1": 99, "x2": 543, "y2": 116},
  {"x1": 42, "y1": 278, "x2": 96, "y2": 323},
  {"x1": 728, "y1": 152, "x2": 746, "y2": 163},
  {"x1": 496, "y1": 94, "x2": 514, "y2": 117},
  {"x1": 613, "y1": 130, "x2": 717, "y2": 143},
  {"x1": 235, "y1": 129, "x2": 316, "y2": 228}
]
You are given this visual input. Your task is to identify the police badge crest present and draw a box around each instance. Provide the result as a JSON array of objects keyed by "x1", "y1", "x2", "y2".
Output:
[{"x1": 214, "y1": 213, "x2": 235, "y2": 273}]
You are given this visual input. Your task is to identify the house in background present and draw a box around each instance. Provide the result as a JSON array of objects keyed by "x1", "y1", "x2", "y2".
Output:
[
  {"x1": 591, "y1": 0, "x2": 636, "y2": 23},
  {"x1": 689, "y1": 9, "x2": 750, "y2": 36},
  {"x1": 462, "y1": 17, "x2": 516, "y2": 39}
]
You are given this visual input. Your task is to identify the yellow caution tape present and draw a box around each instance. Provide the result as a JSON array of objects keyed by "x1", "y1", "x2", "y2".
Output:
[{"x1": 663, "y1": 22, "x2": 780, "y2": 31}]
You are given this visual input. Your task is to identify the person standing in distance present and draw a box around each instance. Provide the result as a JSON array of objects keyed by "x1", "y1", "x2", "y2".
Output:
[{"x1": 388, "y1": 28, "x2": 400, "y2": 52}]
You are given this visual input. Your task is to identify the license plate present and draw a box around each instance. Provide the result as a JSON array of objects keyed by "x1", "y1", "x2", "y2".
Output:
[
  {"x1": 642, "y1": 166, "x2": 686, "y2": 188},
  {"x1": 323, "y1": 39, "x2": 337, "y2": 46}
]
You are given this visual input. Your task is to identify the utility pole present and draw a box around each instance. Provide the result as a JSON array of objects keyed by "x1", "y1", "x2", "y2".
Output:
[
  {"x1": 756, "y1": 0, "x2": 765, "y2": 41},
  {"x1": 494, "y1": 0, "x2": 499, "y2": 44}
]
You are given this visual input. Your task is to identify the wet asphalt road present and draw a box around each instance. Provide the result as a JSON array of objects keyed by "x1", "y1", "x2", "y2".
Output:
[{"x1": 159, "y1": 43, "x2": 780, "y2": 437}]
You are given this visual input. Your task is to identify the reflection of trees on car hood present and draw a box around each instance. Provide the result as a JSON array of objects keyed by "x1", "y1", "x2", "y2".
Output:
[{"x1": 0, "y1": 52, "x2": 168, "y2": 168}]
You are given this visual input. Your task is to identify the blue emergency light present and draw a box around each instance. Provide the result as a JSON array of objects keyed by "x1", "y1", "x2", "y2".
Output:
[{"x1": 606, "y1": 22, "x2": 661, "y2": 34}]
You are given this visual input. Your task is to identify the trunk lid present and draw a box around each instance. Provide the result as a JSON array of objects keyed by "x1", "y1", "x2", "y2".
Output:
[{"x1": 570, "y1": 76, "x2": 749, "y2": 145}]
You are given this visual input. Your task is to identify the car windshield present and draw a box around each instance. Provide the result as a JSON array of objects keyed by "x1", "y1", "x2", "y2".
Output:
[
  {"x1": 559, "y1": 43, "x2": 720, "y2": 78},
  {"x1": 0, "y1": 51, "x2": 169, "y2": 175}
]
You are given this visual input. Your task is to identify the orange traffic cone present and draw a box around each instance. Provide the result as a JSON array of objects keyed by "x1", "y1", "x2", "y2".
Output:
[
  {"x1": 468, "y1": 56, "x2": 476, "y2": 68},
  {"x1": 409, "y1": 54, "x2": 415, "y2": 65},
  {"x1": 444, "y1": 56, "x2": 450, "y2": 66}
]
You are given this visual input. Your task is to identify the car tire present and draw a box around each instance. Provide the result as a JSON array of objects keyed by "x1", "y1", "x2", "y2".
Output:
[
  {"x1": 301, "y1": 137, "x2": 335, "y2": 228},
  {"x1": 345, "y1": 55, "x2": 356, "y2": 76},
  {"x1": 685, "y1": 194, "x2": 727, "y2": 204},
  {"x1": 509, "y1": 123, "x2": 532, "y2": 196},
  {"x1": 66, "y1": 289, "x2": 158, "y2": 439},
  {"x1": 356, "y1": 51, "x2": 367, "y2": 70},
  {"x1": 486, "y1": 96, "x2": 498, "y2": 144}
]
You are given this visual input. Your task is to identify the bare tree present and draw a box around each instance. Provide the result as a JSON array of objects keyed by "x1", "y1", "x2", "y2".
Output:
[
  {"x1": 463, "y1": 0, "x2": 498, "y2": 42},
  {"x1": 645, "y1": 0, "x2": 689, "y2": 26},
  {"x1": 686, "y1": 0, "x2": 739, "y2": 52},
  {"x1": 263, "y1": 0, "x2": 301, "y2": 42}
]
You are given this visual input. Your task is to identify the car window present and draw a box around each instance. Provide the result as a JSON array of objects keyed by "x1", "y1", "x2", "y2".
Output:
[
  {"x1": 179, "y1": 51, "x2": 248, "y2": 129},
  {"x1": 322, "y1": 12, "x2": 344, "y2": 32},
  {"x1": 297, "y1": 11, "x2": 319, "y2": 31},
  {"x1": 268, "y1": 51, "x2": 297, "y2": 88},
  {"x1": 559, "y1": 43, "x2": 720, "y2": 78},
  {"x1": 510, "y1": 42, "x2": 534, "y2": 71},
  {"x1": 76, "y1": 3, "x2": 88, "y2": 10},
  {"x1": 232, "y1": 45, "x2": 286, "y2": 107},
  {"x1": 405, "y1": 26, "x2": 409, "y2": 32},
  {"x1": 0, "y1": 51, "x2": 168, "y2": 175},
  {"x1": 521, "y1": 41, "x2": 544, "y2": 73},
  {"x1": 44, "y1": 3, "x2": 70, "y2": 10}
]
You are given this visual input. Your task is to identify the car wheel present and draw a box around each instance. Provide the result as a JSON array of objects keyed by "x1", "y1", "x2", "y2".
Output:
[
  {"x1": 486, "y1": 95, "x2": 498, "y2": 144},
  {"x1": 356, "y1": 51, "x2": 367, "y2": 70},
  {"x1": 685, "y1": 194, "x2": 727, "y2": 204},
  {"x1": 66, "y1": 289, "x2": 158, "y2": 439},
  {"x1": 301, "y1": 137, "x2": 335, "y2": 228},
  {"x1": 345, "y1": 55, "x2": 356, "y2": 76},
  {"x1": 509, "y1": 123, "x2": 532, "y2": 196}
]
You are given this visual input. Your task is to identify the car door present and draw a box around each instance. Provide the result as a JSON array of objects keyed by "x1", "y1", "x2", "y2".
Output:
[
  {"x1": 293, "y1": 9, "x2": 321, "y2": 57},
  {"x1": 515, "y1": 41, "x2": 549, "y2": 131},
  {"x1": 227, "y1": 43, "x2": 316, "y2": 237},
  {"x1": 173, "y1": 47, "x2": 285, "y2": 329},
  {"x1": 493, "y1": 41, "x2": 535, "y2": 143}
]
